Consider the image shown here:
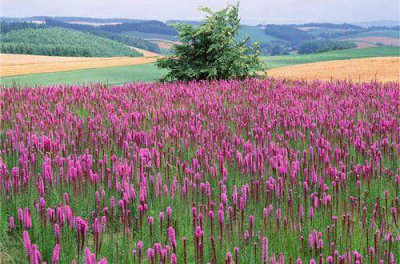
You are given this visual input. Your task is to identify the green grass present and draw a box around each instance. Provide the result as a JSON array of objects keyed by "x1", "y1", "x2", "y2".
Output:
[
  {"x1": 0, "y1": 63, "x2": 166, "y2": 87},
  {"x1": 262, "y1": 46, "x2": 400, "y2": 69},
  {"x1": 341, "y1": 30, "x2": 400, "y2": 39},
  {"x1": 239, "y1": 26, "x2": 284, "y2": 43}
]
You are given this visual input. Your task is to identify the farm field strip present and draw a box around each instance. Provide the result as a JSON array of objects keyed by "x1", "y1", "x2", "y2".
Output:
[
  {"x1": 267, "y1": 57, "x2": 400, "y2": 82},
  {"x1": 0, "y1": 54, "x2": 159, "y2": 77},
  {"x1": 343, "y1": 37, "x2": 400, "y2": 46}
]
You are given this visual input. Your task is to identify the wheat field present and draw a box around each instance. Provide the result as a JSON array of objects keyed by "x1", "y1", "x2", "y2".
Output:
[{"x1": 267, "y1": 57, "x2": 400, "y2": 82}]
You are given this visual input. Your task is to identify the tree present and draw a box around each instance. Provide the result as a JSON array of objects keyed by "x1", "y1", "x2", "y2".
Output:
[{"x1": 156, "y1": 5, "x2": 262, "y2": 82}]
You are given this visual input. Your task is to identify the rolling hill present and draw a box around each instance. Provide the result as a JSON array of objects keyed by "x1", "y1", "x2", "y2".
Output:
[{"x1": 1, "y1": 27, "x2": 143, "y2": 57}]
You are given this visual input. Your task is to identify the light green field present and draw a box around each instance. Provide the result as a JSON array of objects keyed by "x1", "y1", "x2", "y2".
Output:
[
  {"x1": 1, "y1": 63, "x2": 166, "y2": 87},
  {"x1": 2, "y1": 47, "x2": 399, "y2": 87},
  {"x1": 342, "y1": 30, "x2": 400, "y2": 39},
  {"x1": 239, "y1": 25, "x2": 284, "y2": 43},
  {"x1": 262, "y1": 46, "x2": 400, "y2": 68}
]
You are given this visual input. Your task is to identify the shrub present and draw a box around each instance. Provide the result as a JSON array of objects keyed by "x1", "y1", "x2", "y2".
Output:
[{"x1": 156, "y1": 5, "x2": 262, "y2": 82}]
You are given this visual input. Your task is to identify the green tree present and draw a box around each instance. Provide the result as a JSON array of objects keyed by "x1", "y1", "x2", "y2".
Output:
[{"x1": 156, "y1": 5, "x2": 262, "y2": 82}]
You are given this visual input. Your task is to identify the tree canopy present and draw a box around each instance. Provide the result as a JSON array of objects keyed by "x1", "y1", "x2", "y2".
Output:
[{"x1": 156, "y1": 5, "x2": 262, "y2": 82}]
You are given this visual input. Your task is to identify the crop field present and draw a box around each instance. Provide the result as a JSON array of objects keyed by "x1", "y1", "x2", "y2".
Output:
[
  {"x1": 0, "y1": 54, "x2": 159, "y2": 77},
  {"x1": 1, "y1": 79, "x2": 399, "y2": 263},
  {"x1": 267, "y1": 57, "x2": 400, "y2": 82},
  {"x1": 342, "y1": 30, "x2": 400, "y2": 39},
  {"x1": 342, "y1": 37, "x2": 399, "y2": 47},
  {"x1": 2, "y1": 47, "x2": 399, "y2": 87},
  {"x1": 262, "y1": 47, "x2": 400, "y2": 69}
]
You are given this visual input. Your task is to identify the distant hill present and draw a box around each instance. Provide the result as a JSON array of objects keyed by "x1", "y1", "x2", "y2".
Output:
[
  {"x1": 353, "y1": 20, "x2": 400, "y2": 28},
  {"x1": 0, "y1": 16, "x2": 147, "y2": 24},
  {"x1": 1, "y1": 27, "x2": 143, "y2": 57}
]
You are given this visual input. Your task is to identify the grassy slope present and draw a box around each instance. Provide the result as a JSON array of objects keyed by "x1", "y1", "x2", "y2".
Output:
[
  {"x1": 341, "y1": 30, "x2": 400, "y2": 39},
  {"x1": 263, "y1": 46, "x2": 400, "y2": 68},
  {"x1": 2, "y1": 47, "x2": 399, "y2": 87},
  {"x1": 239, "y1": 26, "x2": 284, "y2": 43}
]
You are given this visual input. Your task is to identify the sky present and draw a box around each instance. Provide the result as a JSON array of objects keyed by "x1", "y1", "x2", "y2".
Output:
[{"x1": 1, "y1": 0, "x2": 399, "y2": 24}]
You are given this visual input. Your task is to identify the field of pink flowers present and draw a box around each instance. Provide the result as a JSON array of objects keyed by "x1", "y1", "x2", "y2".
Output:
[{"x1": 0, "y1": 79, "x2": 399, "y2": 263}]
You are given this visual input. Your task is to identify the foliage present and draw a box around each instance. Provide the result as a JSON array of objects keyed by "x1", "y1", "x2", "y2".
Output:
[
  {"x1": 100, "y1": 21, "x2": 177, "y2": 35},
  {"x1": 1, "y1": 27, "x2": 142, "y2": 57},
  {"x1": 45, "y1": 19, "x2": 161, "y2": 53},
  {"x1": 298, "y1": 40, "x2": 356, "y2": 54},
  {"x1": 45, "y1": 19, "x2": 177, "y2": 35},
  {"x1": 156, "y1": 5, "x2": 262, "y2": 81},
  {"x1": 1, "y1": 42, "x2": 92, "y2": 57},
  {"x1": 0, "y1": 21, "x2": 46, "y2": 34}
]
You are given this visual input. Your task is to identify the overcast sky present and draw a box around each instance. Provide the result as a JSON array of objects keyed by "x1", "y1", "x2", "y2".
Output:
[{"x1": 2, "y1": 0, "x2": 399, "y2": 24}]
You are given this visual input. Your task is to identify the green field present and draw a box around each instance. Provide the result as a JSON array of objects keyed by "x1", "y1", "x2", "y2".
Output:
[
  {"x1": 2, "y1": 47, "x2": 399, "y2": 87},
  {"x1": 1, "y1": 63, "x2": 166, "y2": 87},
  {"x1": 239, "y1": 25, "x2": 284, "y2": 43},
  {"x1": 262, "y1": 46, "x2": 400, "y2": 68},
  {"x1": 342, "y1": 30, "x2": 400, "y2": 39}
]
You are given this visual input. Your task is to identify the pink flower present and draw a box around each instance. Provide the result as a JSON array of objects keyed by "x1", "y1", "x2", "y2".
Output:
[{"x1": 52, "y1": 244, "x2": 60, "y2": 264}]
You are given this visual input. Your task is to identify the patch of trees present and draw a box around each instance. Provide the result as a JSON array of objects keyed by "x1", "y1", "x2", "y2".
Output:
[
  {"x1": 0, "y1": 21, "x2": 46, "y2": 34},
  {"x1": 298, "y1": 40, "x2": 356, "y2": 54},
  {"x1": 0, "y1": 43, "x2": 92, "y2": 57},
  {"x1": 46, "y1": 19, "x2": 177, "y2": 35},
  {"x1": 259, "y1": 42, "x2": 291, "y2": 55},
  {"x1": 264, "y1": 25, "x2": 310, "y2": 44},
  {"x1": 99, "y1": 21, "x2": 177, "y2": 35},
  {"x1": 1, "y1": 28, "x2": 142, "y2": 57}
]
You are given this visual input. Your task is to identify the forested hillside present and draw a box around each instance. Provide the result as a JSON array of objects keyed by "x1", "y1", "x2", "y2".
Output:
[
  {"x1": 45, "y1": 20, "x2": 161, "y2": 53},
  {"x1": 1, "y1": 28, "x2": 142, "y2": 57}
]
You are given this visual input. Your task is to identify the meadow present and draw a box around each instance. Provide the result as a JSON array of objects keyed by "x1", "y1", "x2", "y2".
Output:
[
  {"x1": 0, "y1": 79, "x2": 398, "y2": 263},
  {"x1": 1, "y1": 47, "x2": 398, "y2": 87}
]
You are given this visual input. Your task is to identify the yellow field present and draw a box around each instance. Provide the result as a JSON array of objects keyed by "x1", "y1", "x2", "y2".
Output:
[
  {"x1": 267, "y1": 57, "x2": 400, "y2": 82},
  {"x1": 0, "y1": 53, "x2": 160, "y2": 77}
]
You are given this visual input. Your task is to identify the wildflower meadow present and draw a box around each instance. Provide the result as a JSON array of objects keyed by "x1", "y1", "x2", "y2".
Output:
[{"x1": 0, "y1": 79, "x2": 399, "y2": 263}]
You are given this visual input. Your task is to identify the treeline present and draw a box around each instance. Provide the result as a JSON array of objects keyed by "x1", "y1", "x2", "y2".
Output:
[
  {"x1": 1, "y1": 43, "x2": 92, "y2": 57},
  {"x1": 264, "y1": 25, "x2": 310, "y2": 44},
  {"x1": 100, "y1": 21, "x2": 177, "y2": 35},
  {"x1": 1, "y1": 28, "x2": 142, "y2": 57},
  {"x1": 0, "y1": 21, "x2": 46, "y2": 34},
  {"x1": 1, "y1": 16, "x2": 145, "y2": 24},
  {"x1": 259, "y1": 42, "x2": 291, "y2": 55},
  {"x1": 298, "y1": 40, "x2": 356, "y2": 54},
  {"x1": 46, "y1": 19, "x2": 177, "y2": 35}
]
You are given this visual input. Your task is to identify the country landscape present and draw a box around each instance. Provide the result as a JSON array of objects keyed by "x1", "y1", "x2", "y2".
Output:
[{"x1": 0, "y1": 0, "x2": 399, "y2": 263}]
